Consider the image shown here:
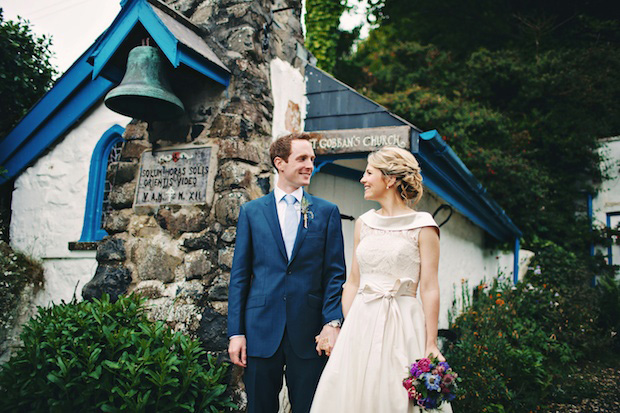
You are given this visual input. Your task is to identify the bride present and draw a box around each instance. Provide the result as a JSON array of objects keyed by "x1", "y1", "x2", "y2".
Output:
[{"x1": 310, "y1": 146, "x2": 453, "y2": 412}]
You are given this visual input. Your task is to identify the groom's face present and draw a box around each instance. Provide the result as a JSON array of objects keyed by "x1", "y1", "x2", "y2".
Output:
[{"x1": 276, "y1": 139, "x2": 316, "y2": 190}]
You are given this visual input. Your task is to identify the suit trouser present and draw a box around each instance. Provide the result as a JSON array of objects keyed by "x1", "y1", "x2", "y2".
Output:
[{"x1": 245, "y1": 329, "x2": 327, "y2": 413}]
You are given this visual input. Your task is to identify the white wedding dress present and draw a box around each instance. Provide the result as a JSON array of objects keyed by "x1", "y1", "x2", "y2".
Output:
[{"x1": 310, "y1": 210, "x2": 453, "y2": 413}]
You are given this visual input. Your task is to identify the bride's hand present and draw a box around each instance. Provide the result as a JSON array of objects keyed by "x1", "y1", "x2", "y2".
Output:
[{"x1": 425, "y1": 344, "x2": 446, "y2": 361}]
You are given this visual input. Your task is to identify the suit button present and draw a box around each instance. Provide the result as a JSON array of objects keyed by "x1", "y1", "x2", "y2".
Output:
[
  {"x1": 283, "y1": 296, "x2": 287, "y2": 301},
  {"x1": 286, "y1": 270, "x2": 292, "y2": 275}
]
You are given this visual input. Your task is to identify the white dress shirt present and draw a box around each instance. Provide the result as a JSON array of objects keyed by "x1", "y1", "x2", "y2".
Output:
[{"x1": 274, "y1": 186, "x2": 303, "y2": 236}]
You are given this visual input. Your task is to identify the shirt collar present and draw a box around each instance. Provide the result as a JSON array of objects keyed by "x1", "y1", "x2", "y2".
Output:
[{"x1": 274, "y1": 186, "x2": 303, "y2": 204}]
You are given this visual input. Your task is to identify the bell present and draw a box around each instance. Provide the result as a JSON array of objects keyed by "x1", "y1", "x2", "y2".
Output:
[{"x1": 105, "y1": 45, "x2": 184, "y2": 121}]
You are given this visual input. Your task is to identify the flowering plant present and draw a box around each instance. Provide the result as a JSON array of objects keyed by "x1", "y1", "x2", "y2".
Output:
[
  {"x1": 402, "y1": 356, "x2": 459, "y2": 410},
  {"x1": 300, "y1": 196, "x2": 314, "y2": 228}
]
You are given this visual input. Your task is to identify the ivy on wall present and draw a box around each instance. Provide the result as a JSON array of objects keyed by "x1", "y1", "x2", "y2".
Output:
[{"x1": 304, "y1": 0, "x2": 347, "y2": 73}]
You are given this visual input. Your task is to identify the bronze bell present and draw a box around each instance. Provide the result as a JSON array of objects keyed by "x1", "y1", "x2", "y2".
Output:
[{"x1": 104, "y1": 45, "x2": 184, "y2": 121}]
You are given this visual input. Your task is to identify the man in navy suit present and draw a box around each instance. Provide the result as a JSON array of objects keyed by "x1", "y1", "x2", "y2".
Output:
[{"x1": 228, "y1": 133, "x2": 346, "y2": 413}]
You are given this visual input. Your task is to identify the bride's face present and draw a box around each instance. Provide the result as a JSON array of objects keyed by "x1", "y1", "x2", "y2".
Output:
[{"x1": 360, "y1": 164, "x2": 388, "y2": 201}]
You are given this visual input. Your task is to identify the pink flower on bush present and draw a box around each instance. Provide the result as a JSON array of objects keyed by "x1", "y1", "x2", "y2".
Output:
[{"x1": 417, "y1": 358, "x2": 432, "y2": 373}]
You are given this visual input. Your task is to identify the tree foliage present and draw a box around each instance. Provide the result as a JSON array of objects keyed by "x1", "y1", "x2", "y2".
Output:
[
  {"x1": 0, "y1": 9, "x2": 56, "y2": 139},
  {"x1": 305, "y1": 0, "x2": 355, "y2": 73},
  {"x1": 333, "y1": 0, "x2": 620, "y2": 250}
]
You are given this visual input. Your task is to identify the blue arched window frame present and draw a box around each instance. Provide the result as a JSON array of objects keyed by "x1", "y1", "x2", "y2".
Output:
[{"x1": 79, "y1": 125, "x2": 125, "y2": 242}]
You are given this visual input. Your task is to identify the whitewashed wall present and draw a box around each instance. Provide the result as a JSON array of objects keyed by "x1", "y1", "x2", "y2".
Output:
[
  {"x1": 10, "y1": 103, "x2": 130, "y2": 306},
  {"x1": 307, "y1": 162, "x2": 528, "y2": 328},
  {"x1": 593, "y1": 136, "x2": 620, "y2": 266},
  {"x1": 270, "y1": 58, "x2": 306, "y2": 139}
]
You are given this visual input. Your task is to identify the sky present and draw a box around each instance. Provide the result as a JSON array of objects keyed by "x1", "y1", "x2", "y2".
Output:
[{"x1": 1, "y1": 0, "x2": 369, "y2": 76}]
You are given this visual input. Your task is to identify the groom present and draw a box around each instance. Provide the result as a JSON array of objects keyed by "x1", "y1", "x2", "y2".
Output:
[{"x1": 228, "y1": 133, "x2": 346, "y2": 413}]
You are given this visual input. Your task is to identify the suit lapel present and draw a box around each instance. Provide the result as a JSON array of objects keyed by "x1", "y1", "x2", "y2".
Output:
[
  {"x1": 262, "y1": 192, "x2": 287, "y2": 261},
  {"x1": 288, "y1": 191, "x2": 312, "y2": 263}
]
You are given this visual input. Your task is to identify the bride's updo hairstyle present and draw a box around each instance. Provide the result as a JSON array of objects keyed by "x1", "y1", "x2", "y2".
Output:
[{"x1": 367, "y1": 146, "x2": 424, "y2": 205}]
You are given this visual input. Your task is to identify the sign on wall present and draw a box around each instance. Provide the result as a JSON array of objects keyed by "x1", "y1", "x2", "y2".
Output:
[
  {"x1": 307, "y1": 125, "x2": 414, "y2": 155},
  {"x1": 134, "y1": 145, "x2": 217, "y2": 207}
]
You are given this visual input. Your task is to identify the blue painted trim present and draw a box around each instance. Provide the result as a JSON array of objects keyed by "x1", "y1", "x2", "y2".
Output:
[
  {"x1": 137, "y1": 2, "x2": 179, "y2": 66},
  {"x1": 317, "y1": 163, "x2": 364, "y2": 181},
  {"x1": 418, "y1": 129, "x2": 521, "y2": 240},
  {"x1": 0, "y1": 57, "x2": 93, "y2": 166},
  {"x1": 91, "y1": 1, "x2": 179, "y2": 79},
  {"x1": 90, "y1": 0, "x2": 230, "y2": 88},
  {"x1": 316, "y1": 153, "x2": 367, "y2": 162},
  {"x1": 90, "y1": 0, "x2": 180, "y2": 78},
  {"x1": 2, "y1": 0, "x2": 230, "y2": 185},
  {"x1": 178, "y1": 47, "x2": 230, "y2": 87},
  {"x1": 80, "y1": 125, "x2": 125, "y2": 241},
  {"x1": 513, "y1": 237, "x2": 520, "y2": 285},
  {"x1": 91, "y1": 0, "x2": 142, "y2": 79},
  {"x1": 313, "y1": 160, "x2": 334, "y2": 176},
  {"x1": 1, "y1": 76, "x2": 116, "y2": 184}
]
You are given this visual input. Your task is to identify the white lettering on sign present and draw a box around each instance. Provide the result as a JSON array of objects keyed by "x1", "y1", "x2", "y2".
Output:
[
  {"x1": 135, "y1": 147, "x2": 212, "y2": 206},
  {"x1": 308, "y1": 126, "x2": 412, "y2": 155}
]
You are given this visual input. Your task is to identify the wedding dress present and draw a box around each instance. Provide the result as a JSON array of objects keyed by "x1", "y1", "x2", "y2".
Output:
[{"x1": 310, "y1": 210, "x2": 453, "y2": 413}]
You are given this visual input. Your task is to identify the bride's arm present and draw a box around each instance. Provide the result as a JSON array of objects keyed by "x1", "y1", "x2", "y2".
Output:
[
  {"x1": 342, "y1": 218, "x2": 362, "y2": 318},
  {"x1": 418, "y1": 226, "x2": 445, "y2": 361}
]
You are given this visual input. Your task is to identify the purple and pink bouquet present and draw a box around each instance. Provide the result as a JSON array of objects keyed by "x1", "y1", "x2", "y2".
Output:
[{"x1": 402, "y1": 356, "x2": 459, "y2": 410}]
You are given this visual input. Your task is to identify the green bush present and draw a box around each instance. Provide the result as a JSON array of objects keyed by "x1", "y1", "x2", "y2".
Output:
[
  {"x1": 598, "y1": 275, "x2": 620, "y2": 351},
  {"x1": 445, "y1": 241, "x2": 604, "y2": 412},
  {"x1": 0, "y1": 241, "x2": 43, "y2": 349},
  {"x1": 0, "y1": 294, "x2": 235, "y2": 412}
]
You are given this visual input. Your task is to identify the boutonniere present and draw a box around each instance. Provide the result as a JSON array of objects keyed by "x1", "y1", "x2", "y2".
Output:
[{"x1": 301, "y1": 196, "x2": 314, "y2": 228}]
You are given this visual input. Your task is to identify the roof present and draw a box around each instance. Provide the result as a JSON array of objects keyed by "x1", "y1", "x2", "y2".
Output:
[
  {"x1": 0, "y1": 0, "x2": 230, "y2": 184},
  {"x1": 305, "y1": 64, "x2": 521, "y2": 241}
]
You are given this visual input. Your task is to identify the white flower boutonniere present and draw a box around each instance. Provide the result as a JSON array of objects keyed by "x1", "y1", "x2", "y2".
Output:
[{"x1": 301, "y1": 197, "x2": 314, "y2": 228}]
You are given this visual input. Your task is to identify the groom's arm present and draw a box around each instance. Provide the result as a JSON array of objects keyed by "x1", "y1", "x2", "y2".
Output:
[
  {"x1": 228, "y1": 205, "x2": 253, "y2": 367},
  {"x1": 228, "y1": 204, "x2": 252, "y2": 338},
  {"x1": 321, "y1": 204, "x2": 346, "y2": 323}
]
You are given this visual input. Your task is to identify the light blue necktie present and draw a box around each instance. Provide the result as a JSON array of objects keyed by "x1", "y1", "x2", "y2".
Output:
[{"x1": 283, "y1": 194, "x2": 298, "y2": 259}]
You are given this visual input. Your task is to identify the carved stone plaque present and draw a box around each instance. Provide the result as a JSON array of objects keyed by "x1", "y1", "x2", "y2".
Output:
[
  {"x1": 307, "y1": 125, "x2": 413, "y2": 155},
  {"x1": 134, "y1": 145, "x2": 216, "y2": 206}
]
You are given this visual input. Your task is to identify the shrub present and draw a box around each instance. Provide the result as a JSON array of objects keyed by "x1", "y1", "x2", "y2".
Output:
[
  {"x1": 0, "y1": 241, "x2": 43, "y2": 354},
  {"x1": 597, "y1": 275, "x2": 620, "y2": 351},
  {"x1": 445, "y1": 240, "x2": 604, "y2": 412},
  {"x1": 0, "y1": 294, "x2": 235, "y2": 412}
]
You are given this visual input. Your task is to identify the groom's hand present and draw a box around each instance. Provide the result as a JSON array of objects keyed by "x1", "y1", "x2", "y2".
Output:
[
  {"x1": 315, "y1": 325, "x2": 340, "y2": 356},
  {"x1": 228, "y1": 336, "x2": 247, "y2": 367}
]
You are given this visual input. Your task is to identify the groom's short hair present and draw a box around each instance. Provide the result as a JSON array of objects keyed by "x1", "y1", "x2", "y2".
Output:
[{"x1": 270, "y1": 133, "x2": 313, "y2": 168}]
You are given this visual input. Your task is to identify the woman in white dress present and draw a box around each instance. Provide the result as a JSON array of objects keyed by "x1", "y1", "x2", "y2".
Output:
[{"x1": 310, "y1": 147, "x2": 452, "y2": 413}]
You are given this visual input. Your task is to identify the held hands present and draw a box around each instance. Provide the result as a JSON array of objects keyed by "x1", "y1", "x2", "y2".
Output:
[
  {"x1": 315, "y1": 324, "x2": 340, "y2": 356},
  {"x1": 228, "y1": 336, "x2": 247, "y2": 368},
  {"x1": 425, "y1": 343, "x2": 446, "y2": 362}
]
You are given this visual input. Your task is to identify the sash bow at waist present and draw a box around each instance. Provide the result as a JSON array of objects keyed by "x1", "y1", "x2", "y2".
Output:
[{"x1": 358, "y1": 279, "x2": 417, "y2": 302}]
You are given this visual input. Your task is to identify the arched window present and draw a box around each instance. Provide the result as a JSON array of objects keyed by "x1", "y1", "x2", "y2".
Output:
[{"x1": 79, "y1": 125, "x2": 125, "y2": 242}]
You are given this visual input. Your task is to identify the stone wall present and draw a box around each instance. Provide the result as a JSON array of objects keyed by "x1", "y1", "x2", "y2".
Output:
[{"x1": 81, "y1": 1, "x2": 307, "y2": 409}]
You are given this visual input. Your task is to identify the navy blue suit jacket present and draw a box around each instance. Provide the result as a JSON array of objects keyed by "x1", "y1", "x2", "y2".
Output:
[{"x1": 227, "y1": 191, "x2": 346, "y2": 359}]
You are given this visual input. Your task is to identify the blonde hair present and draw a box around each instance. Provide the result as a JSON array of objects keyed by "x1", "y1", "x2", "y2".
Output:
[{"x1": 367, "y1": 146, "x2": 424, "y2": 205}]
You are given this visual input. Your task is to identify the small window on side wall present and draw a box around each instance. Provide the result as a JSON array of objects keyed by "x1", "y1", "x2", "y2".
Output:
[{"x1": 79, "y1": 125, "x2": 125, "y2": 242}]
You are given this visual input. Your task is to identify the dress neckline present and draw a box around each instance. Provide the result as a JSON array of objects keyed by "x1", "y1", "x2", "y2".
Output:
[{"x1": 359, "y1": 209, "x2": 438, "y2": 231}]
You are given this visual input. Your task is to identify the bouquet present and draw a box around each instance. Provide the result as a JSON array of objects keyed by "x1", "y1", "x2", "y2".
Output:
[{"x1": 402, "y1": 356, "x2": 459, "y2": 410}]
